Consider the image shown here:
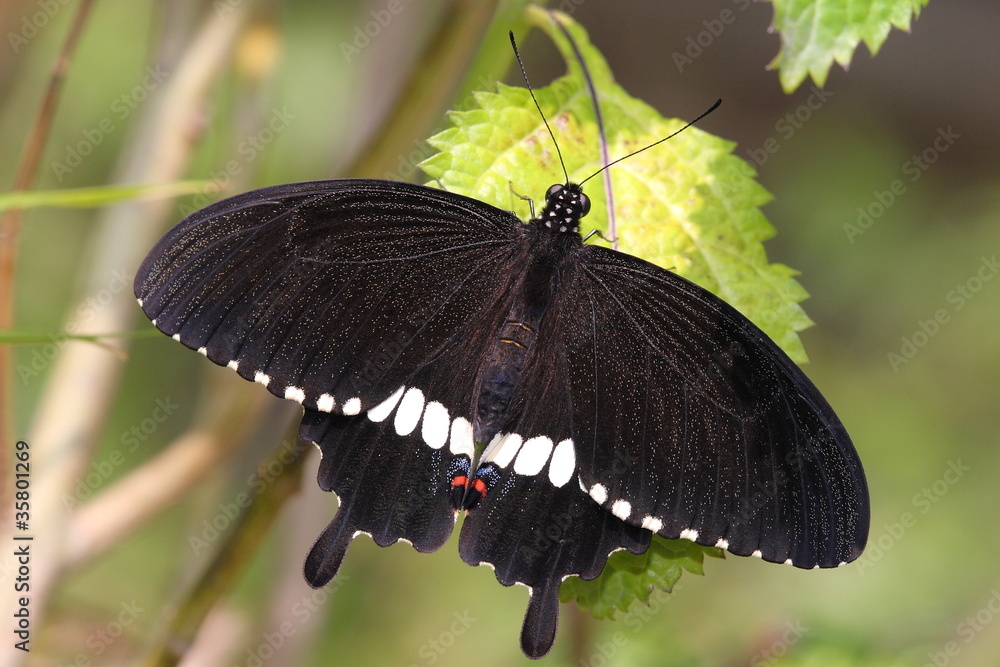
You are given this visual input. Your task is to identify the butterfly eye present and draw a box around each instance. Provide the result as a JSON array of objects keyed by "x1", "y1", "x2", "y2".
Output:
[
  {"x1": 546, "y1": 184, "x2": 563, "y2": 199},
  {"x1": 578, "y1": 192, "x2": 591, "y2": 217}
]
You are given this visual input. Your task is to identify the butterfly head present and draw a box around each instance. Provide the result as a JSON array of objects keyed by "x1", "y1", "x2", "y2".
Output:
[{"x1": 537, "y1": 183, "x2": 590, "y2": 234}]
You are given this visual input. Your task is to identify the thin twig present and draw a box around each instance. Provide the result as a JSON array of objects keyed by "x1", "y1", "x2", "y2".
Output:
[
  {"x1": 346, "y1": 0, "x2": 502, "y2": 178},
  {"x1": 63, "y1": 386, "x2": 286, "y2": 571},
  {"x1": 0, "y1": 0, "x2": 96, "y2": 523},
  {"x1": 0, "y1": 6, "x2": 260, "y2": 664},
  {"x1": 141, "y1": 432, "x2": 310, "y2": 667}
]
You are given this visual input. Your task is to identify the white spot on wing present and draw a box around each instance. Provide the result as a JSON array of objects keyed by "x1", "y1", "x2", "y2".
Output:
[
  {"x1": 679, "y1": 528, "x2": 699, "y2": 542},
  {"x1": 484, "y1": 433, "x2": 523, "y2": 469},
  {"x1": 227, "y1": 360, "x2": 239, "y2": 371},
  {"x1": 589, "y1": 483, "x2": 608, "y2": 504},
  {"x1": 513, "y1": 436, "x2": 553, "y2": 476},
  {"x1": 421, "y1": 401, "x2": 450, "y2": 449},
  {"x1": 641, "y1": 516, "x2": 662, "y2": 532},
  {"x1": 136, "y1": 297, "x2": 144, "y2": 307},
  {"x1": 284, "y1": 386, "x2": 306, "y2": 404},
  {"x1": 367, "y1": 385, "x2": 405, "y2": 423},
  {"x1": 611, "y1": 499, "x2": 632, "y2": 520},
  {"x1": 171, "y1": 333, "x2": 181, "y2": 342},
  {"x1": 449, "y1": 417, "x2": 474, "y2": 459},
  {"x1": 342, "y1": 397, "x2": 361, "y2": 415},
  {"x1": 317, "y1": 393, "x2": 335, "y2": 413},
  {"x1": 715, "y1": 538, "x2": 729, "y2": 550},
  {"x1": 254, "y1": 372, "x2": 271, "y2": 387},
  {"x1": 751, "y1": 550, "x2": 763, "y2": 559},
  {"x1": 783, "y1": 558, "x2": 793, "y2": 565},
  {"x1": 197, "y1": 346, "x2": 208, "y2": 356},
  {"x1": 547, "y1": 439, "x2": 575, "y2": 487},
  {"x1": 394, "y1": 387, "x2": 424, "y2": 436}
]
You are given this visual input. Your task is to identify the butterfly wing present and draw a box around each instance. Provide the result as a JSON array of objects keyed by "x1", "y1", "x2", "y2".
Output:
[
  {"x1": 563, "y1": 245, "x2": 868, "y2": 569},
  {"x1": 135, "y1": 179, "x2": 519, "y2": 416},
  {"x1": 136, "y1": 179, "x2": 530, "y2": 581},
  {"x1": 457, "y1": 282, "x2": 650, "y2": 658},
  {"x1": 298, "y1": 306, "x2": 516, "y2": 587}
]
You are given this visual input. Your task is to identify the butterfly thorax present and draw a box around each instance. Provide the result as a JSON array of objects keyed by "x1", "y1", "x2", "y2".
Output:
[
  {"x1": 461, "y1": 188, "x2": 589, "y2": 507},
  {"x1": 473, "y1": 185, "x2": 588, "y2": 440}
]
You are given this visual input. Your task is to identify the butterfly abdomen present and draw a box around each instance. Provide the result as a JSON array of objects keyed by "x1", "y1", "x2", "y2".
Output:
[
  {"x1": 473, "y1": 228, "x2": 580, "y2": 444},
  {"x1": 476, "y1": 317, "x2": 538, "y2": 442}
]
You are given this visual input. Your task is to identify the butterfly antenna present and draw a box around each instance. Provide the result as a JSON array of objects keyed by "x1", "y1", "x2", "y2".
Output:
[
  {"x1": 509, "y1": 31, "x2": 570, "y2": 185},
  {"x1": 547, "y1": 12, "x2": 619, "y2": 247},
  {"x1": 579, "y1": 98, "x2": 722, "y2": 187}
]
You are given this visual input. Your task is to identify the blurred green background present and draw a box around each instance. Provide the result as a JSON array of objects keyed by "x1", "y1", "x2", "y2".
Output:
[{"x1": 3, "y1": 1, "x2": 999, "y2": 665}]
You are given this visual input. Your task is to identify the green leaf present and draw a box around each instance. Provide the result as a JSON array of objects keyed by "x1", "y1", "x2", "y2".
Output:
[
  {"x1": 769, "y1": 0, "x2": 930, "y2": 92},
  {"x1": 559, "y1": 538, "x2": 725, "y2": 620},
  {"x1": 421, "y1": 8, "x2": 812, "y2": 360},
  {"x1": 420, "y1": 9, "x2": 812, "y2": 619},
  {"x1": 0, "y1": 180, "x2": 210, "y2": 212}
]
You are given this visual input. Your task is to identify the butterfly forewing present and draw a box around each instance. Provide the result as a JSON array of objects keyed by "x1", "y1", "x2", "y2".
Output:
[
  {"x1": 564, "y1": 246, "x2": 868, "y2": 568},
  {"x1": 135, "y1": 180, "x2": 519, "y2": 414}
]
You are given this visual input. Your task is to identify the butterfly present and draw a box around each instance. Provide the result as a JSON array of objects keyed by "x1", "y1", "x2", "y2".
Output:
[{"x1": 134, "y1": 36, "x2": 868, "y2": 663}]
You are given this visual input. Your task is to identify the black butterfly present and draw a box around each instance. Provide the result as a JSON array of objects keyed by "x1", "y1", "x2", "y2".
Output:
[{"x1": 135, "y1": 169, "x2": 868, "y2": 656}]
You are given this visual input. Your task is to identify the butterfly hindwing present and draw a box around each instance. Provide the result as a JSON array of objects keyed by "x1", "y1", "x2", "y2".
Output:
[
  {"x1": 563, "y1": 246, "x2": 868, "y2": 568},
  {"x1": 300, "y1": 395, "x2": 463, "y2": 588},
  {"x1": 300, "y1": 270, "x2": 530, "y2": 587},
  {"x1": 135, "y1": 179, "x2": 519, "y2": 415}
]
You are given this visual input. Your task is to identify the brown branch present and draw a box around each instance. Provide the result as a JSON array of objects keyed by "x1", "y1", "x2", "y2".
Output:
[
  {"x1": 63, "y1": 387, "x2": 291, "y2": 571},
  {"x1": 0, "y1": 5, "x2": 262, "y2": 663},
  {"x1": 140, "y1": 431, "x2": 310, "y2": 667},
  {"x1": 0, "y1": 0, "x2": 96, "y2": 524}
]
